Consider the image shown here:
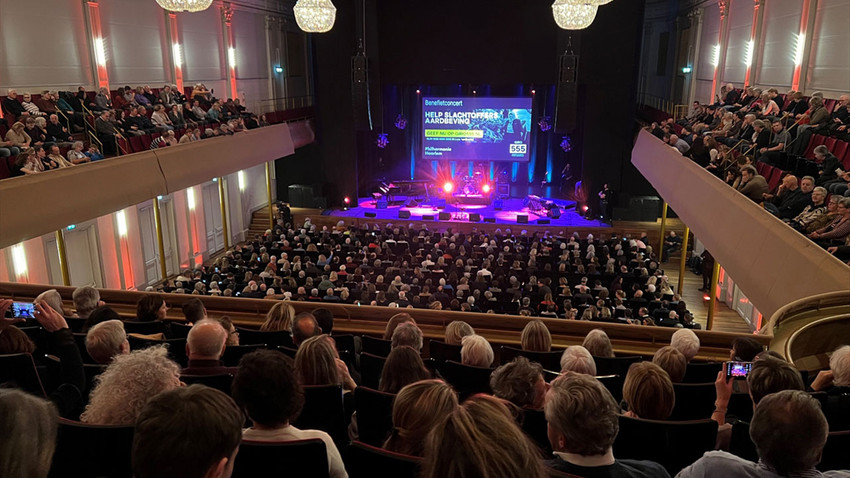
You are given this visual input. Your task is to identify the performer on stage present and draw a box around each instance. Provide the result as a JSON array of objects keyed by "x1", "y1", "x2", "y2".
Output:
[
  {"x1": 560, "y1": 163, "x2": 573, "y2": 196},
  {"x1": 598, "y1": 183, "x2": 612, "y2": 221}
]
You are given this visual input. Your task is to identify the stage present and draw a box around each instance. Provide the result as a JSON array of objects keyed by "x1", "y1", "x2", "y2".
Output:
[{"x1": 325, "y1": 196, "x2": 609, "y2": 228}]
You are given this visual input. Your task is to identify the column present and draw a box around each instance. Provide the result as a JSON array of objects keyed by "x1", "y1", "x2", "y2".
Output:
[
  {"x1": 711, "y1": 0, "x2": 730, "y2": 100},
  {"x1": 745, "y1": 0, "x2": 766, "y2": 87},
  {"x1": 792, "y1": 0, "x2": 818, "y2": 92},
  {"x1": 84, "y1": 1, "x2": 110, "y2": 89},
  {"x1": 658, "y1": 202, "x2": 668, "y2": 261},
  {"x1": 706, "y1": 262, "x2": 721, "y2": 330},
  {"x1": 153, "y1": 197, "x2": 168, "y2": 281},
  {"x1": 221, "y1": 4, "x2": 238, "y2": 100},
  {"x1": 55, "y1": 231, "x2": 70, "y2": 286},
  {"x1": 166, "y1": 13, "x2": 184, "y2": 93}
]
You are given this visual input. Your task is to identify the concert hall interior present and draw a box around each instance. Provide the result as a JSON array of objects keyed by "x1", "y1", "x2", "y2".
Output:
[{"x1": 1, "y1": 0, "x2": 850, "y2": 476}]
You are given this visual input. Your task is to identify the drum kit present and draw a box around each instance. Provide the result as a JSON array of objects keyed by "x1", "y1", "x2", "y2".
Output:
[{"x1": 456, "y1": 170, "x2": 488, "y2": 196}]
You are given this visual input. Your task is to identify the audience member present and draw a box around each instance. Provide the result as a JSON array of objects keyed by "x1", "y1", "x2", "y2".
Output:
[
  {"x1": 460, "y1": 334, "x2": 494, "y2": 368},
  {"x1": 0, "y1": 388, "x2": 58, "y2": 478},
  {"x1": 291, "y1": 312, "x2": 321, "y2": 346},
  {"x1": 445, "y1": 320, "x2": 475, "y2": 345},
  {"x1": 379, "y1": 345, "x2": 431, "y2": 394},
  {"x1": 384, "y1": 379, "x2": 459, "y2": 456},
  {"x1": 622, "y1": 361, "x2": 675, "y2": 420},
  {"x1": 391, "y1": 321, "x2": 423, "y2": 351},
  {"x1": 652, "y1": 346, "x2": 687, "y2": 383},
  {"x1": 261, "y1": 301, "x2": 296, "y2": 332},
  {"x1": 182, "y1": 319, "x2": 237, "y2": 376},
  {"x1": 583, "y1": 328, "x2": 615, "y2": 357},
  {"x1": 136, "y1": 294, "x2": 168, "y2": 322},
  {"x1": 521, "y1": 319, "x2": 552, "y2": 352},
  {"x1": 72, "y1": 286, "x2": 102, "y2": 320},
  {"x1": 490, "y1": 356, "x2": 547, "y2": 409},
  {"x1": 671, "y1": 328, "x2": 700, "y2": 362},
  {"x1": 294, "y1": 334, "x2": 356, "y2": 391},
  {"x1": 559, "y1": 345, "x2": 597, "y2": 375},
  {"x1": 85, "y1": 319, "x2": 130, "y2": 364}
]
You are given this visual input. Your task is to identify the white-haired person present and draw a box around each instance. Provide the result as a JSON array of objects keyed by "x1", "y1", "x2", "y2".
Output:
[
  {"x1": 810, "y1": 345, "x2": 850, "y2": 392},
  {"x1": 391, "y1": 321, "x2": 423, "y2": 351},
  {"x1": 0, "y1": 389, "x2": 58, "y2": 478},
  {"x1": 72, "y1": 286, "x2": 102, "y2": 320},
  {"x1": 461, "y1": 334, "x2": 494, "y2": 368},
  {"x1": 85, "y1": 319, "x2": 129, "y2": 364},
  {"x1": 670, "y1": 328, "x2": 700, "y2": 362},
  {"x1": 559, "y1": 345, "x2": 597, "y2": 376},
  {"x1": 583, "y1": 328, "x2": 615, "y2": 358},
  {"x1": 80, "y1": 346, "x2": 181, "y2": 426}
]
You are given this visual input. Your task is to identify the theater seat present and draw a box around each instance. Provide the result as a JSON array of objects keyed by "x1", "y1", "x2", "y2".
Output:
[
  {"x1": 428, "y1": 339, "x2": 462, "y2": 363},
  {"x1": 126, "y1": 336, "x2": 188, "y2": 367},
  {"x1": 438, "y1": 360, "x2": 493, "y2": 401},
  {"x1": 520, "y1": 408, "x2": 552, "y2": 456},
  {"x1": 221, "y1": 344, "x2": 265, "y2": 366},
  {"x1": 0, "y1": 353, "x2": 46, "y2": 397},
  {"x1": 593, "y1": 355, "x2": 642, "y2": 377},
  {"x1": 232, "y1": 439, "x2": 329, "y2": 478},
  {"x1": 595, "y1": 374, "x2": 624, "y2": 402},
  {"x1": 362, "y1": 335, "x2": 392, "y2": 357},
  {"x1": 354, "y1": 386, "x2": 395, "y2": 446},
  {"x1": 235, "y1": 327, "x2": 295, "y2": 348},
  {"x1": 728, "y1": 420, "x2": 758, "y2": 462},
  {"x1": 294, "y1": 385, "x2": 349, "y2": 448},
  {"x1": 48, "y1": 418, "x2": 134, "y2": 478},
  {"x1": 682, "y1": 362, "x2": 722, "y2": 383},
  {"x1": 819, "y1": 430, "x2": 850, "y2": 472},
  {"x1": 500, "y1": 346, "x2": 563, "y2": 372},
  {"x1": 360, "y1": 352, "x2": 388, "y2": 390},
  {"x1": 670, "y1": 382, "x2": 716, "y2": 420},
  {"x1": 613, "y1": 415, "x2": 718, "y2": 475},
  {"x1": 166, "y1": 321, "x2": 192, "y2": 339},
  {"x1": 180, "y1": 373, "x2": 233, "y2": 395},
  {"x1": 123, "y1": 320, "x2": 166, "y2": 335},
  {"x1": 345, "y1": 441, "x2": 422, "y2": 478}
]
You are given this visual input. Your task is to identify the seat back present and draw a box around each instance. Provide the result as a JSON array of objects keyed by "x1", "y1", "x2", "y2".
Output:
[
  {"x1": 275, "y1": 345, "x2": 298, "y2": 358},
  {"x1": 235, "y1": 327, "x2": 295, "y2": 348},
  {"x1": 0, "y1": 353, "x2": 46, "y2": 396},
  {"x1": 500, "y1": 346, "x2": 562, "y2": 372},
  {"x1": 354, "y1": 387, "x2": 396, "y2": 446},
  {"x1": 73, "y1": 333, "x2": 97, "y2": 364},
  {"x1": 123, "y1": 320, "x2": 166, "y2": 335},
  {"x1": 293, "y1": 385, "x2": 348, "y2": 447},
  {"x1": 595, "y1": 374, "x2": 624, "y2": 402},
  {"x1": 438, "y1": 360, "x2": 493, "y2": 400},
  {"x1": 728, "y1": 420, "x2": 758, "y2": 462},
  {"x1": 593, "y1": 355, "x2": 642, "y2": 377},
  {"x1": 345, "y1": 441, "x2": 422, "y2": 478},
  {"x1": 428, "y1": 339, "x2": 462, "y2": 363},
  {"x1": 166, "y1": 321, "x2": 192, "y2": 339},
  {"x1": 670, "y1": 382, "x2": 716, "y2": 420},
  {"x1": 48, "y1": 418, "x2": 134, "y2": 478},
  {"x1": 83, "y1": 364, "x2": 108, "y2": 402},
  {"x1": 180, "y1": 374, "x2": 234, "y2": 395},
  {"x1": 819, "y1": 430, "x2": 850, "y2": 472},
  {"x1": 360, "y1": 352, "x2": 388, "y2": 390},
  {"x1": 65, "y1": 317, "x2": 86, "y2": 333},
  {"x1": 232, "y1": 439, "x2": 329, "y2": 478},
  {"x1": 613, "y1": 415, "x2": 718, "y2": 475},
  {"x1": 332, "y1": 334, "x2": 356, "y2": 357},
  {"x1": 362, "y1": 335, "x2": 392, "y2": 357},
  {"x1": 520, "y1": 408, "x2": 552, "y2": 456},
  {"x1": 221, "y1": 344, "x2": 266, "y2": 366},
  {"x1": 682, "y1": 362, "x2": 722, "y2": 383},
  {"x1": 126, "y1": 336, "x2": 188, "y2": 367},
  {"x1": 812, "y1": 389, "x2": 850, "y2": 431}
]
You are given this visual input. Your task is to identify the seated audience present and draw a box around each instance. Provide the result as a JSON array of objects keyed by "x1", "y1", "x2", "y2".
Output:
[
  {"x1": 294, "y1": 334, "x2": 356, "y2": 392},
  {"x1": 261, "y1": 301, "x2": 296, "y2": 331},
  {"x1": 583, "y1": 328, "x2": 615, "y2": 357},
  {"x1": 384, "y1": 379, "x2": 459, "y2": 456},
  {"x1": 81, "y1": 346, "x2": 181, "y2": 425},
  {"x1": 671, "y1": 328, "x2": 700, "y2": 362},
  {"x1": 735, "y1": 165, "x2": 769, "y2": 203},
  {"x1": 391, "y1": 321, "x2": 423, "y2": 351},
  {"x1": 72, "y1": 285, "x2": 102, "y2": 320},
  {"x1": 421, "y1": 394, "x2": 546, "y2": 478},
  {"x1": 490, "y1": 356, "x2": 547, "y2": 409},
  {"x1": 461, "y1": 334, "x2": 495, "y2": 368},
  {"x1": 379, "y1": 345, "x2": 432, "y2": 394},
  {"x1": 383, "y1": 312, "x2": 416, "y2": 339},
  {"x1": 233, "y1": 350, "x2": 348, "y2": 478},
  {"x1": 521, "y1": 319, "x2": 552, "y2": 352},
  {"x1": 132, "y1": 385, "x2": 243, "y2": 478},
  {"x1": 652, "y1": 345, "x2": 687, "y2": 383},
  {"x1": 182, "y1": 319, "x2": 237, "y2": 376},
  {"x1": 809, "y1": 345, "x2": 850, "y2": 392},
  {"x1": 85, "y1": 319, "x2": 130, "y2": 364},
  {"x1": 545, "y1": 373, "x2": 669, "y2": 477},
  {"x1": 445, "y1": 320, "x2": 475, "y2": 345},
  {"x1": 559, "y1": 345, "x2": 598, "y2": 375},
  {"x1": 136, "y1": 293, "x2": 168, "y2": 322},
  {"x1": 291, "y1": 312, "x2": 321, "y2": 346},
  {"x1": 0, "y1": 388, "x2": 57, "y2": 478},
  {"x1": 622, "y1": 361, "x2": 675, "y2": 420}
]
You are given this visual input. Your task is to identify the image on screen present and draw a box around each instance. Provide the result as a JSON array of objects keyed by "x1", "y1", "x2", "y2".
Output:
[
  {"x1": 11, "y1": 302, "x2": 35, "y2": 319},
  {"x1": 728, "y1": 362, "x2": 752, "y2": 378},
  {"x1": 422, "y1": 97, "x2": 533, "y2": 162}
]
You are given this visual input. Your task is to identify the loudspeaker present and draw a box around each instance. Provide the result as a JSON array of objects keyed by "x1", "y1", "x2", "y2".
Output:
[
  {"x1": 493, "y1": 200, "x2": 504, "y2": 210},
  {"x1": 399, "y1": 210, "x2": 411, "y2": 219},
  {"x1": 548, "y1": 208, "x2": 561, "y2": 219},
  {"x1": 438, "y1": 212, "x2": 451, "y2": 221},
  {"x1": 469, "y1": 213, "x2": 481, "y2": 222},
  {"x1": 422, "y1": 215, "x2": 435, "y2": 221},
  {"x1": 376, "y1": 200, "x2": 388, "y2": 209},
  {"x1": 351, "y1": 55, "x2": 372, "y2": 131},
  {"x1": 483, "y1": 217, "x2": 496, "y2": 223},
  {"x1": 517, "y1": 215, "x2": 528, "y2": 224},
  {"x1": 404, "y1": 198, "x2": 420, "y2": 208},
  {"x1": 537, "y1": 219, "x2": 550, "y2": 225},
  {"x1": 554, "y1": 52, "x2": 579, "y2": 134},
  {"x1": 365, "y1": 212, "x2": 377, "y2": 218},
  {"x1": 496, "y1": 183, "x2": 510, "y2": 197},
  {"x1": 436, "y1": 199, "x2": 447, "y2": 208}
]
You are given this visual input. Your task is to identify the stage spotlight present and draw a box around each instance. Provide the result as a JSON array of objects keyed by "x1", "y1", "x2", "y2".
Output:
[
  {"x1": 482, "y1": 184, "x2": 491, "y2": 193},
  {"x1": 531, "y1": 89, "x2": 536, "y2": 95},
  {"x1": 443, "y1": 182, "x2": 454, "y2": 193},
  {"x1": 343, "y1": 196, "x2": 350, "y2": 210},
  {"x1": 416, "y1": 89, "x2": 421, "y2": 94},
  {"x1": 581, "y1": 205, "x2": 588, "y2": 212}
]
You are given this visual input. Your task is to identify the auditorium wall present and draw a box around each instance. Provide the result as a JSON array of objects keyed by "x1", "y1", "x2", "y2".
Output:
[
  {"x1": 639, "y1": 0, "x2": 850, "y2": 105},
  {"x1": 0, "y1": 0, "x2": 306, "y2": 113}
]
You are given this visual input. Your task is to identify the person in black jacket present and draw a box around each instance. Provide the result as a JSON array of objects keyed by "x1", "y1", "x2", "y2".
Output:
[{"x1": 2, "y1": 89, "x2": 27, "y2": 117}]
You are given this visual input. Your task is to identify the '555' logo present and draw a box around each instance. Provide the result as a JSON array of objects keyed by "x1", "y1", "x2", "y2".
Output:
[{"x1": 509, "y1": 144, "x2": 527, "y2": 154}]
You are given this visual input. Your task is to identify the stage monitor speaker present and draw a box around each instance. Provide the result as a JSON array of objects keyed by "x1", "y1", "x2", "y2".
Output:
[
  {"x1": 493, "y1": 199, "x2": 504, "y2": 210},
  {"x1": 365, "y1": 212, "x2": 377, "y2": 218},
  {"x1": 483, "y1": 217, "x2": 496, "y2": 223},
  {"x1": 404, "y1": 198, "x2": 420, "y2": 208},
  {"x1": 376, "y1": 200, "x2": 388, "y2": 209},
  {"x1": 436, "y1": 199, "x2": 447, "y2": 208},
  {"x1": 351, "y1": 55, "x2": 372, "y2": 131},
  {"x1": 554, "y1": 52, "x2": 579, "y2": 134},
  {"x1": 438, "y1": 212, "x2": 451, "y2": 221},
  {"x1": 469, "y1": 213, "x2": 481, "y2": 222},
  {"x1": 537, "y1": 219, "x2": 550, "y2": 225},
  {"x1": 496, "y1": 184, "x2": 510, "y2": 197},
  {"x1": 422, "y1": 215, "x2": 435, "y2": 221},
  {"x1": 548, "y1": 208, "x2": 561, "y2": 219},
  {"x1": 399, "y1": 210, "x2": 411, "y2": 219},
  {"x1": 517, "y1": 215, "x2": 528, "y2": 224}
]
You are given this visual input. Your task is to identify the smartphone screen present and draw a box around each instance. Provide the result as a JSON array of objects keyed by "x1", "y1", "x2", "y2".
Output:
[
  {"x1": 11, "y1": 302, "x2": 36, "y2": 319},
  {"x1": 726, "y1": 361, "x2": 753, "y2": 380}
]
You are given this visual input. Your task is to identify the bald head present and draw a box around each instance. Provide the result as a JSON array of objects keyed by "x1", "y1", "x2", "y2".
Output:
[{"x1": 187, "y1": 319, "x2": 227, "y2": 360}]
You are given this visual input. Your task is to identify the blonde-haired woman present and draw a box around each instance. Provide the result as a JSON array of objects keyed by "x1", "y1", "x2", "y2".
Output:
[
  {"x1": 622, "y1": 361, "x2": 675, "y2": 420},
  {"x1": 383, "y1": 380, "x2": 458, "y2": 456},
  {"x1": 445, "y1": 320, "x2": 475, "y2": 346},
  {"x1": 461, "y1": 334, "x2": 494, "y2": 368},
  {"x1": 421, "y1": 394, "x2": 546, "y2": 478},
  {"x1": 520, "y1": 320, "x2": 551, "y2": 352},
  {"x1": 81, "y1": 346, "x2": 181, "y2": 425},
  {"x1": 261, "y1": 301, "x2": 296, "y2": 332},
  {"x1": 294, "y1": 335, "x2": 356, "y2": 392},
  {"x1": 583, "y1": 328, "x2": 615, "y2": 358}
]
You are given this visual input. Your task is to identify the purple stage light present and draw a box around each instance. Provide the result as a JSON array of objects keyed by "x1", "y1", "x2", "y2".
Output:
[
  {"x1": 538, "y1": 116, "x2": 551, "y2": 132},
  {"x1": 394, "y1": 114, "x2": 407, "y2": 130},
  {"x1": 560, "y1": 135, "x2": 573, "y2": 152},
  {"x1": 377, "y1": 133, "x2": 389, "y2": 149}
]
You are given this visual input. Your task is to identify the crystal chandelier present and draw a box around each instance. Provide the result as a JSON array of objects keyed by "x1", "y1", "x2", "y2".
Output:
[
  {"x1": 293, "y1": 0, "x2": 338, "y2": 33},
  {"x1": 583, "y1": 0, "x2": 613, "y2": 4},
  {"x1": 155, "y1": 0, "x2": 213, "y2": 13},
  {"x1": 552, "y1": 0, "x2": 599, "y2": 30}
]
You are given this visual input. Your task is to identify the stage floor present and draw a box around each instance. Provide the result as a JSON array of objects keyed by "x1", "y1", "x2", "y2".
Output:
[{"x1": 326, "y1": 196, "x2": 610, "y2": 228}]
